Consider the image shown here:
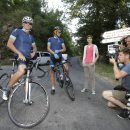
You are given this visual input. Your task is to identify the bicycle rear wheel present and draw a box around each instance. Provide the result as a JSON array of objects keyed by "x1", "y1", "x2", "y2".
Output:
[
  {"x1": 0, "y1": 73, "x2": 10, "y2": 105},
  {"x1": 8, "y1": 80, "x2": 50, "y2": 128},
  {"x1": 63, "y1": 73, "x2": 75, "y2": 101},
  {"x1": 56, "y1": 70, "x2": 63, "y2": 88}
]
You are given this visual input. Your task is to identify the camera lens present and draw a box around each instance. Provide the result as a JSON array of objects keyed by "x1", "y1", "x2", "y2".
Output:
[{"x1": 118, "y1": 41, "x2": 121, "y2": 44}]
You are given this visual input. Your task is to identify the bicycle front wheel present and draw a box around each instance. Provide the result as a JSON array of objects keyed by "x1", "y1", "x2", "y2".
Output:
[
  {"x1": 63, "y1": 73, "x2": 75, "y2": 101},
  {"x1": 0, "y1": 73, "x2": 10, "y2": 105},
  {"x1": 8, "y1": 80, "x2": 50, "y2": 128},
  {"x1": 56, "y1": 70, "x2": 63, "y2": 88}
]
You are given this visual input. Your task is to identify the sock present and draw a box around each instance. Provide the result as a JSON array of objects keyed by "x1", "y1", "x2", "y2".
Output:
[
  {"x1": 52, "y1": 86, "x2": 55, "y2": 90},
  {"x1": 6, "y1": 85, "x2": 11, "y2": 91}
]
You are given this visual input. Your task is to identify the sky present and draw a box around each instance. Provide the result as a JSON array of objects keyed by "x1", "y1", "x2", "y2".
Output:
[{"x1": 46, "y1": 0, "x2": 78, "y2": 34}]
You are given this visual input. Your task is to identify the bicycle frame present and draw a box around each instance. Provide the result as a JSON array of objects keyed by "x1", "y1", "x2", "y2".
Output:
[
  {"x1": 23, "y1": 69, "x2": 32, "y2": 104},
  {"x1": 10, "y1": 59, "x2": 36, "y2": 104}
]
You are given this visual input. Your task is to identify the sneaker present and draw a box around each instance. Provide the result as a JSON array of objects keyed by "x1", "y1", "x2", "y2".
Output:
[
  {"x1": 92, "y1": 90, "x2": 96, "y2": 94},
  {"x1": 117, "y1": 108, "x2": 130, "y2": 119},
  {"x1": 81, "y1": 88, "x2": 87, "y2": 92},
  {"x1": 2, "y1": 90, "x2": 10, "y2": 100},
  {"x1": 66, "y1": 77, "x2": 69, "y2": 81},
  {"x1": 51, "y1": 89, "x2": 55, "y2": 95}
]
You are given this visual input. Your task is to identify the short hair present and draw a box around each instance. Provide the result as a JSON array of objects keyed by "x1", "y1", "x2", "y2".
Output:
[
  {"x1": 87, "y1": 35, "x2": 93, "y2": 39},
  {"x1": 120, "y1": 47, "x2": 130, "y2": 59},
  {"x1": 126, "y1": 35, "x2": 130, "y2": 39}
]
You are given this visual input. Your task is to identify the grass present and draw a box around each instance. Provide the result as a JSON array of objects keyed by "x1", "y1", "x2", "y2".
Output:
[
  {"x1": 1, "y1": 58, "x2": 13, "y2": 66},
  {"x1": 95, "y1": 61, "x2": 121, "y2": 85}
]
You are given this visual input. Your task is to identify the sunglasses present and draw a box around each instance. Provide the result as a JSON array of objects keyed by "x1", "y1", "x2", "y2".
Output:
[
  {"x1": 24, "y1": 21, "x2": 33, "y2": 25},
  {"x1": 58, "y1": 31, "x2": 62, "y2": 33}
]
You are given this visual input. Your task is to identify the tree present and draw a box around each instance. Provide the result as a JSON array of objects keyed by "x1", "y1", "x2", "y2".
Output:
[
  {"x1": 0, "y1": 0, "x2": 74, "y2": 58},
  {"x1": 62, "y1": 0, "x2": 130, "y2": 61}
]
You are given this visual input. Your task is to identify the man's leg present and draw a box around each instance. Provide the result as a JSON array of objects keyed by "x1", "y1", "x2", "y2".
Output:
[
  {"x1": 3, "y1": 65, "x2": 26, "y2": 100},
  {"x1": 89, "y1": 64, "x2": 95, "y2": 92},
  {"x1": 64, "y1": 63, "x2": 69, "y2": 75},
  {"x1": 81, "y1": 64, "x2": 89, "y2": 92},
  {"x1": 9, "y1": 65, "x2": 26, "y2": 87},
  {"x1": 84, "y1": 64, "x2": 89, "y2": 90},
  {"x1": 50, "y1": 67, "x2": 55, "y2": 94},
  {"x1": 102, "y1": 90, "x2": 126, "y2": 109}
]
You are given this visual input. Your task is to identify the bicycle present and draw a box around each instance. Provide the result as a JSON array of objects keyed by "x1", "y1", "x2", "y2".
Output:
[
  {"x1": 30, "y1": 57, "x2": 50, "y2": 78},
  {"x1": 52, "y1": 59, "x2": 75, "y2": 101},
  {"x1": 0, "y1": 58, "x2": 50, "y2": 128}
]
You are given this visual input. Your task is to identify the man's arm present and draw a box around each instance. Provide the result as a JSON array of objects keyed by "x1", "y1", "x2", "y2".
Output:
[
  {"x1": 92, "y1": 53, "x2": 99, "y2": 66},
  {"x1": 31, "y1": 44, "x2": 37, "y2": 58},
  {"x1": 7, "y1": 37, "x2": 25, "y2": 60},
  {"x1": 58, "y1": 44, "x2": 66, "y2": 53},
  {"x1": 109, "y1": 57, "x2": 128, "y2": 79},
  {"x1": 47, "y1": 43, "x2": 59, "y2": 59},
  {"x1": 47, "y1": 44, "x2": 55, "y2": 55}
]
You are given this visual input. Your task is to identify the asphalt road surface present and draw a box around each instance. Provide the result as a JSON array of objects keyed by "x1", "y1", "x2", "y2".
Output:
[{"x1": 0, "y1": 56, "x2": 129, "y2": 130}]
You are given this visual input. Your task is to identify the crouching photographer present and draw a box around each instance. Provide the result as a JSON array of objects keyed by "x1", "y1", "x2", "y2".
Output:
[{"x1": 102, "y1": 47, "x2": 130, "y2": 119}]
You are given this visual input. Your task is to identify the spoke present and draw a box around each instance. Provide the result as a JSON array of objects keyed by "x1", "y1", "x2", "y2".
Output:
[{"x1": 31, "y1": 93, "x2": 45, "y2": 101}]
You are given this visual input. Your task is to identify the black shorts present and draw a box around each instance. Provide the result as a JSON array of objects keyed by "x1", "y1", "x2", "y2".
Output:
[
  {"x1": 15, "y1": 56, "x2": 30, "y2": 67},
  {"x1": 50, "y1": 57, "x2": 62, "y2": 66},
  {"x1": 15, "y1": 56, "x2": 31, "y2": 75}
]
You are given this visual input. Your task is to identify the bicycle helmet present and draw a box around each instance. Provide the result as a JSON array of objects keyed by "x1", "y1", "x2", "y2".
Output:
[
  {"x1": 53, "y1": 26, "x2": 62, "y2": 32},
  {"x1": 22, "y1": 16, "x2": 33, "y2": 23}
]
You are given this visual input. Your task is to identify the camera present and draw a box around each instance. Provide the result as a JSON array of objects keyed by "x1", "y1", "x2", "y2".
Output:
[
  {"x1": 106, "y1": 44, "x2": 119, "y2": 62},
  {"x1": 125, "y1": 91, "x2": 130, "y2": 99},
  {"x1": 118, "y1": 38, "x2": 127, "y2": 47}
]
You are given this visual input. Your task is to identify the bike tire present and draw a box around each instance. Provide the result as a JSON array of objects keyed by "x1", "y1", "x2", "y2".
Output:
[
  {"x1": 56, "y1": 70, "x2": 63, "y2": 88},
  {"x1": 63, "y1": 73, "x2": 75, "y2": 101},
  {"x1": 8, "y1": 80, "x2": 50, "y2": 128},
  {"x1": 0, "y1": 73, "x2": 10, "y2": 105}
]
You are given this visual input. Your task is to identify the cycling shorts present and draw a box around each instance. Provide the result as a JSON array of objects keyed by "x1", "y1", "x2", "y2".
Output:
[
  {"x1": 15, "y1": 56, "x2": 30, "y2": 67},
  {"x1": 50, "y1": 56, "x2": 65, "y2": 67}
]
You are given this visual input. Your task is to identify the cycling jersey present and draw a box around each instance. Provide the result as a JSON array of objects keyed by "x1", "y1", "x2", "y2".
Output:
[
  {"x1": 47, "y1": 36, "x2": 65, "y2": 67},
  {"x1": 10, "y1": 28, "x2": 35, "y2": 59},
  {"x1": 47, "y1": 36, "x2": 64, "y2": 57}
]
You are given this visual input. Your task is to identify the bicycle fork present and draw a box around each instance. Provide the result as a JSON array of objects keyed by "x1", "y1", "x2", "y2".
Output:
[{"x1": 23, "y1": 70, "x2": 33, "y2": 105}]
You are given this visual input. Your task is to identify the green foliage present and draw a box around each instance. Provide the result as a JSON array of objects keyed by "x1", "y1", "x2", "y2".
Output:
[
  {"x1": 62, "y1": 0, "x2": 130, "y2": 62},
  {"x1": 0, "y1": 0, "x2": 74, "y2": 59}
]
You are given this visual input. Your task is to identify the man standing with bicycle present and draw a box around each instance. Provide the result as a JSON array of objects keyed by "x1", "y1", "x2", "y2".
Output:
[
  {"x1": 47, "y1": 26, "x2": 69, "y2": 95},
  {"x1": 2, "y1": 16, "x2": 37, "y2": 100}
]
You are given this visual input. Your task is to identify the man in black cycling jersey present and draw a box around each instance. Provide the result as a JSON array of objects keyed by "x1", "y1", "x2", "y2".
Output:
[
  {"x1": 2, "y1": 16, "x2": 37, "y2": 100},
  {"x1": 47, "y1": 26, "x2": 69, "y2": 95}
]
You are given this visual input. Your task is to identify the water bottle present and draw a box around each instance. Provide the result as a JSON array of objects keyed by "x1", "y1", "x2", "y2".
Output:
[{"x1": 60, "y1": 73, "x2": 63, "y2": 80}]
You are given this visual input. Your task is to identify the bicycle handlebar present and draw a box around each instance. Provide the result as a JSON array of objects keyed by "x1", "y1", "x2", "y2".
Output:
[
  {"x1": 24, "y1": 58, "x2": 41, "y2": 71},
  {"x1": 52, "y1": 59, "x2": 72, "y2": 70},
  {"x1": 65, "y1": 59, "x2": 72, "y2": 67}
]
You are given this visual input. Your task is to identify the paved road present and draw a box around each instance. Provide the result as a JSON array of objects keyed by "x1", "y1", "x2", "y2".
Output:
[{"x1": 0, "y1": 57, "x2": 129, "y2": 130}]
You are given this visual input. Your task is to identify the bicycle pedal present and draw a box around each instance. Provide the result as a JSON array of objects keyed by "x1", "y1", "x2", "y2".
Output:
[{"x1": 28, "y1": 100, "x2": 34, "y2": 105}]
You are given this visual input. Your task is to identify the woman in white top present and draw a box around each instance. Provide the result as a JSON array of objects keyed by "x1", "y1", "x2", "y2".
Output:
[{"x1": 81, "y1": 35, "x2": 99, "y2": 94}]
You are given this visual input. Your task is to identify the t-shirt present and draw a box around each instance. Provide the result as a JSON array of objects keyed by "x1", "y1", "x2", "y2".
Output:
[
  {"x1": 10, "y1": 28, "x2": 35, "y2": 59},
  {"x1": 120, "y1": 63, "x2": 130, "y2": 90},
  {"x1": 47, "y1": 36, "x2": 64, "y2": 57}
]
